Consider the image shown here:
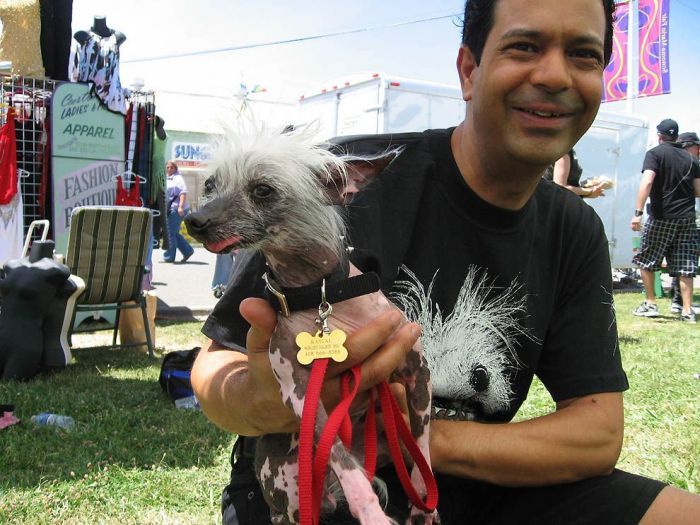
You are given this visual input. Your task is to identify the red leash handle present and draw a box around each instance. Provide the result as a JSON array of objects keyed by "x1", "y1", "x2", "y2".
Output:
[
  {"x1": 312, "y1": 366, "x2": 362, "y2": 521},
  {"x1": 378, "y1": 381, "x2": 439, "y2": 512},
  {"x1": 299, "y1": 361, "x2": 438, "y2": 525},
  {"x1": 298, "y1": 358, "x2": 329, "y2": 525}
]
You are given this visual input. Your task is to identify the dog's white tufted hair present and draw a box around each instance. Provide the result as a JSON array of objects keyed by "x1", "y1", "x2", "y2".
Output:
[{"x1": 206, "y1": 124, "x2": 352, "y2": 262}]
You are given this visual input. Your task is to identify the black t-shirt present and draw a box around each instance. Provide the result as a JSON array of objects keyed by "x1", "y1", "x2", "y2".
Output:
[
  {"x1": 202, "y1": 127, "x2": 628, "y2": 509},
  {"x1": 642, "y1": 142, "x2": 700, "y2": 219}
]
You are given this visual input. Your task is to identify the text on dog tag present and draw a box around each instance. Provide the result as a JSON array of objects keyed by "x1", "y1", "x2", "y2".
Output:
[{"x1": 296, "y1": 329, "x2": 348, "y2": 365}]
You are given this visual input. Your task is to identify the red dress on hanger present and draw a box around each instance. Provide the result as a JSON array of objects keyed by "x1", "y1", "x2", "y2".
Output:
[
  {"x1": 0, "y1": 108, "x2": 18, "y2": 206},
  {"x1": 115, "y1": 174, "x2": 142, "y2": 207}
]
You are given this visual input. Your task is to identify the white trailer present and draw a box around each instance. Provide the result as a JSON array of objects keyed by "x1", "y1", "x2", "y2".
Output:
[
  {"x1": 297, "y1": 73, "x2": 649, "y2": 268},
  {"x1": 297, "y1": 73, "x2": 465, "y2": 140},
  {"x1": 575, "y1": 111, "x2": 649, "y2": 268}
]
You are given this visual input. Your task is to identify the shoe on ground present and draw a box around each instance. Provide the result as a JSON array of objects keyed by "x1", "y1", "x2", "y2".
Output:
[
  {"x1": 182, "y1": 252, "x2": 193, "y2": 263},
  {"x1": 632, "y1": 301, "x2": 659, "y2": 318},
  {"x1": 671, "y1": 303, "x2": 698, "y2": 315},
  {"x1": 680, "y1": 311, "x2": 696, "y2": 323},
  {"x1": 160, "y1": 258, "x2": 174, "y2": 263}
]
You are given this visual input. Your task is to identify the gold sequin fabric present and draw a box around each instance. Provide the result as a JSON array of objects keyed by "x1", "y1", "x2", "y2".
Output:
[{"x1": 0, "y1": 0, "x2": 45, "y2": 78}]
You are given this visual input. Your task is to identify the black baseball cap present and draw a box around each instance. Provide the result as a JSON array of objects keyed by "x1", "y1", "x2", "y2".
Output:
[
  {"x1": 656, "y1": 118, "x2": 679, "y2": 136},
  {"x1": 678, "y1": 132, "x2": 700, "y2": 146}
]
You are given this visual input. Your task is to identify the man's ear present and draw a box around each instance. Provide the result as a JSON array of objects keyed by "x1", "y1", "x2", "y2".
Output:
[
  {"x1": 457, "y1": 45, "x2": 478, "y2": 102},
  {"x1": 322, "y1": 149, "x2": 403, "y2": 204}
]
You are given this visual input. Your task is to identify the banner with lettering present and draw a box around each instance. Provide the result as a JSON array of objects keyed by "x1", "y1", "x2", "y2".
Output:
[
  {"x1": 602, "y1": 1, "x2": 630, "y2": 102},
  {"x1": 51, "y1": 82, "x2": 125, "y2": 253},
  {"x1": 638, "y1": 0, "x2": 671, "y2": 98},
  {"x1": 172, "y1": 141, "x2": 212, "y2": 170}
]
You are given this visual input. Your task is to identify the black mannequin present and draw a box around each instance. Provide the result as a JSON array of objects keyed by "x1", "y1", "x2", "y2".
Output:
[{"x1": 73, "y1": 16, "x2": 126, "y2": 46}]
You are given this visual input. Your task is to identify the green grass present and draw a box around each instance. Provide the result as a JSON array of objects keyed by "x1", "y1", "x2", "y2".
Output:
[
  {"x1": 0, "y1": 321, "x2": 234, "y2": 524},
  {"x1": 1, "y1": 292, "x2": 698, "y2": 523},
  {"x1": 517, "y1": 292, "x2": 700, "y2": 494}
]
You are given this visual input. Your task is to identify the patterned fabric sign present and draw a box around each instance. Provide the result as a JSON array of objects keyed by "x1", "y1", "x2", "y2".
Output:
[
  {"x1": 602, "y1": 1, "x2": 631, "y2": 102},
  {"x1": 638, "y1": 0, "x2": 671, "y2": 98}
]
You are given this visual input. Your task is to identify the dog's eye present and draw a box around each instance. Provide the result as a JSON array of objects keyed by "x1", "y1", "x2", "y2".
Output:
[
  {"x1": 252, "y1": 184, "x2": 274, "y2": 199},
  {"x1": 203, "y1": 178, "x2": 216, "y2": 194}
]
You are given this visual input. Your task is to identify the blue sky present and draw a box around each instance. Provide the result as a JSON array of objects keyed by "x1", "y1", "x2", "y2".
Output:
[{"x1": 72, "y1": 0, "x2": 700, "y2": 139}]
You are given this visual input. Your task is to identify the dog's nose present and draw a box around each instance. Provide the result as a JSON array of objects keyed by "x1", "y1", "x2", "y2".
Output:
[{"x1": 184, "y1": 211, "x2": 211, "y2": 234}]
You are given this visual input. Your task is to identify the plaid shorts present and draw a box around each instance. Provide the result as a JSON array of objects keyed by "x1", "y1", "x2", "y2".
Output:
[{"x1": 633, "y1": 216, "x2": 699, "y2": 276}]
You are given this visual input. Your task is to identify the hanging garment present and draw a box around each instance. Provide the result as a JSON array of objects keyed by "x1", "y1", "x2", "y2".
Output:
[
  {"x1": 39, "y1": 0, "x2": 73, "y2": 81},
  {"x1": 39, "y1": 98, "x2": 51, "y2": 217},
  {"x1": 0, "y1": 0, "x2": 45, "y2": 77},
  {"x1": 0, "y1": 190, "x2": 24, "y2": 266},
  {"x1": 0, "y1": 109, "x2": 18, "y2": 206},
  {"x1": 125, "y1": 102, "x2": 138, "y2": 170},
  {"x1": 69, "y1": 31, "x2": 127, "y2": 114},
  {"x1": 114, "y1": 174, "x2": 142, "y2": 207}
]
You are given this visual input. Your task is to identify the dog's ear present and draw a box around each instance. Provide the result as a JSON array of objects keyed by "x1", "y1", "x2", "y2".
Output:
[{"x1": 322, "y1": 149, "x2": 402, "y2": 204}]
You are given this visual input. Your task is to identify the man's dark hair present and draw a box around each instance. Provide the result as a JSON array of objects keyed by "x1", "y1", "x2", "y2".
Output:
[{"x1": 461, "y1": 0, "x2": 617, "y2": 66}]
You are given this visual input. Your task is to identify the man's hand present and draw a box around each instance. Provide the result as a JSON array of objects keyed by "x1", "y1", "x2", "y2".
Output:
[
  {"x1": 239, "y1": 298, "x2": 300, "y2": 434},
  {"x1": 630, "y1": 215, "x2": 642, "y2": 231},
  {"x1": 193, "y1": 297, "x2": 421, "y2": 437},
  {"x1": 586, "y1": 183, "x2": 606, "y2": 198}
]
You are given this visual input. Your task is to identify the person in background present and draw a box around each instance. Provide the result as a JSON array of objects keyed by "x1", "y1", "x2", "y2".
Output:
[
  {"x1": 163, "y1": 160, "x2": 194, "y2": 263},
  {"x1": 669, "y1": 131, "x2": 700, "y2": 314},
  {"x1": 544, "y1": 148, "x2": 607, "y2": 198},
  {"x1": 193, "y1": 1, "x2": 700, "y2": 523},
  {"x1": 631, "y1": 119, "x2": 700, "y2": 323}
]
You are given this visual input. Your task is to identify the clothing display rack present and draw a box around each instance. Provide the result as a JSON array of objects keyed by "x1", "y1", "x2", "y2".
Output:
[
  {"x1": 125, "y1": 90, "x2": 158, "y2": 206},
  {"x1": 0, "y1": 73, "x2": 56, "y2": 243}
]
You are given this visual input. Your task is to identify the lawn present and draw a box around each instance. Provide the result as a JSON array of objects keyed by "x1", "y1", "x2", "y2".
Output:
[{"x1": 1, "y1": 292, "x2": 698, "y2": 524}]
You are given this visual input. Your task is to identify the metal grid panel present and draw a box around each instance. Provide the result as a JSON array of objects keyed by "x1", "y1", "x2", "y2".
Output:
[{"x1": 1, "y1": 74, "x2": 56, "y2": 242}]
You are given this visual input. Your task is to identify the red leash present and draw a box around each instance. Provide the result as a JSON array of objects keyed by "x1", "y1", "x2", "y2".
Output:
[
  {"x1": 298, "y1": 358, "x2": 329, "y2": 525},
  {"x1": 298, "y1": 359, "x2": 438, "y2": 525}
]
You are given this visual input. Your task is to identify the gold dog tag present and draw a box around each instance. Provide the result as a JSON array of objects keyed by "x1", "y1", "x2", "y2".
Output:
[{"x1": 296, "y1": 330, "x2": 348, "y2": 365}]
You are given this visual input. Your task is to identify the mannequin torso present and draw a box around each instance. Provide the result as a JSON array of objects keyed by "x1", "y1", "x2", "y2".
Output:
[{"x1": 73, "y1": 16, "x2": 126, "y2": 46}]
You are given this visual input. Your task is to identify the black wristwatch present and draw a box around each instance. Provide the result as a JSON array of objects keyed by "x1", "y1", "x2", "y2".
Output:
[{"x1": 634, "y1": 209, "x2": 644, "y2": 217}]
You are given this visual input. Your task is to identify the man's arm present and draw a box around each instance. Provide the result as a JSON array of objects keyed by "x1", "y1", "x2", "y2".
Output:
[
  {"x1": 694, "y1": 177, "x2": 700, "y2": 197},
  {"x1": 191, "y1": 297, "x2": 420, "y2": 436},
  {"x1": 631, "y1": 169, "x2": 656, "y2": 231},
  {"x1": 552, "y1": 155, "x2": 603, "y2": 198},
  {"x1": 428, "y1": 391, "x2": 623, "y2": 487}
]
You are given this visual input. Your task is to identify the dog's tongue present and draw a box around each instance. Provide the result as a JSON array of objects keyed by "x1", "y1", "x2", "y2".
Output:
[{"x1": 206, "y1": 236, "x2": 241, "y2": 253}]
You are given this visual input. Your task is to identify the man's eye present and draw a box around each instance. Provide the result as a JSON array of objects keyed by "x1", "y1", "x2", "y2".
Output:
[
  {"x1": 252, "y1": 184, "x2": 274, "y2": 199},
  {"x1": 572, "y1": 49, "x2": 602, "y2": 61},
  {"x1": 510, "y1": 42, "x2": 537, "y2": 53}
]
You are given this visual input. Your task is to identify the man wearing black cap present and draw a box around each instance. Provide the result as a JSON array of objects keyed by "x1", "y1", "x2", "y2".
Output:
[
  {"x1": 668, "y1": 131, "x2": 700, "y2": 313},
  {"x1": 631, "y1": 119, "x2": 700, "y2": 323}
]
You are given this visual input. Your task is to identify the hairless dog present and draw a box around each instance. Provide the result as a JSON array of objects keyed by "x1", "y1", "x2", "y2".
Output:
[{"x1": 186, "y1": 129, "x2": 438, "y2": 525}]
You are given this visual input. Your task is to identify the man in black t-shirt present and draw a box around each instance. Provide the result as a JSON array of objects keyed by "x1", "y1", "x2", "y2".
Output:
[
  {"x1": 669, "y1": 132, "x2": 700, "y2": 314},
  {"x1": 631, "y1": 119, "x2": 700, "y2": 323},
  {"x1": 192, "y1": 1, "x2": 700, "y2": 523}
]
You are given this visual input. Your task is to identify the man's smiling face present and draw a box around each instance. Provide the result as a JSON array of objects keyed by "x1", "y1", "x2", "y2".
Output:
[{"x1": 459, "y1": 0, "x2": 606, "y2": 168}]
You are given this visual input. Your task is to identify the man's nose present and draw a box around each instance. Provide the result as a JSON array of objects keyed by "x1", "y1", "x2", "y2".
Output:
[{"x1": 529, "y1": 49, "x2": 573, "y2": 93}]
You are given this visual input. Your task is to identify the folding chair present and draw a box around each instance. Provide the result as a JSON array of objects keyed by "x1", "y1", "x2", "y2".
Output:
[{"x1": 65, "y1": 206, "x2": 154, "y2": 357}]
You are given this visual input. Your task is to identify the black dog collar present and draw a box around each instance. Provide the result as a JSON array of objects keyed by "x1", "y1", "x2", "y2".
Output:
[{"x1": 263, "y1": 266, "x2": 381, "y2": 316}]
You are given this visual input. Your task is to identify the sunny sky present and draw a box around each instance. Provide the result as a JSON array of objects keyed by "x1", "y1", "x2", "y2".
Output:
[{"x1": 71, "y1": 0, "x2": 700, "y2": 140}]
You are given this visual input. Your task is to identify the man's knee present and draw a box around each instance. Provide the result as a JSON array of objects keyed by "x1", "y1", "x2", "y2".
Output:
[{"x1": 640, "y1": 486, "x2": 700, "y2": 524}]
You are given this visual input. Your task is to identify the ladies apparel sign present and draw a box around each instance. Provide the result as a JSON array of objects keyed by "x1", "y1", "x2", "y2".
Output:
[{"x1": 51, "y1": 82, "x2": 125, "y2": 252}]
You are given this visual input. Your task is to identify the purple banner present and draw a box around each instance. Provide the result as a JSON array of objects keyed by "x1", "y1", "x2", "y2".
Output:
[
  {"x1": 602, "y1": 2, "x2": 630, "y2": 103},
  {"x1": 638, "y1": 0, "x2": 671, "y2": 98}
]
